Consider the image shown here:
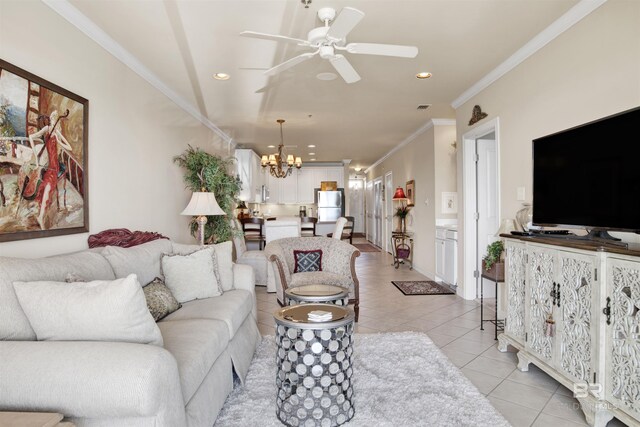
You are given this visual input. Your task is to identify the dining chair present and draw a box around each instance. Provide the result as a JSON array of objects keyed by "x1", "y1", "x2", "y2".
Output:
[
  {"x1": 240, "y1": 217, "x2": 265, "y2": 250},
  {"x1": 300, "y1": 217, "x2": 318, "y2": 237}
]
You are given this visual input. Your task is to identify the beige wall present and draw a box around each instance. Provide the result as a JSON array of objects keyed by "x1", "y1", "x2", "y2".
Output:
[
  {"x1": 0, "y1": 1, "x2": 230, "y2": 258},
  {"x1": 455, "y1": 0, "x2": 640, "y2": 292},
  {"x1": 367, "y1": 123, "x2": 456, "y2": 277}
]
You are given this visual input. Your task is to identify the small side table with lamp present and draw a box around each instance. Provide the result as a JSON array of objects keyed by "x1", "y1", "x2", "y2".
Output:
[
  {"x1": 391, "y1": 186, "x2": 414, "y2": 269},
  {"x1": 181, "y1": 190, "x2": 226, "y2": 246}
]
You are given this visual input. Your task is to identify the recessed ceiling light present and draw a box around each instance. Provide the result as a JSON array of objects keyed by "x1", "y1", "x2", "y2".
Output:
[
  {"x1": 416, "y1": 72, "x2": 432, "y2": 79},
  {"x1": 308, "y1": 145, "x2": 316, "y2": 148},
  {"x1": 316, "y1": 72, "x2": 337, "y2": 81},
  {"x1": 354, "y1": 167, "x2": 362, "y2": 172},
  {"x1": 308, "y1": 152, "x2": 316, "y2": 155},
  {"x1": 213, "y1": 73, "x2": 230, "y2": 80},
  {"x1": 310, "y1": 158, "x2": 316, "y2": 161},
  {"x1": 267, "y1": 145, "x2": 275, "y2": 148}
]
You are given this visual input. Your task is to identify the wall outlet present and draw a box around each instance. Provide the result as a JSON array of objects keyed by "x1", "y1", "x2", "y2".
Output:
[{"x1": 517, "y1": 187, "x2": 526, "y2": 201}]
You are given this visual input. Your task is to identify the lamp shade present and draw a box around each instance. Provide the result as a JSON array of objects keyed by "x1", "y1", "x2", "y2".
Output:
[
  {"x1": 392, "y1": 187, "x2": 407, "y2": 200},
  {"x1": 237, "y1": 200, "x2": 247, "y2": 210},
  {"x1": 181, "y1": 192, "x2": 226, "y2": 216}
]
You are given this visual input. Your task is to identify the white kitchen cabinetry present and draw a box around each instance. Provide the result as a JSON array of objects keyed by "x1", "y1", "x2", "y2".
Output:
[
  {"x1": 435, "y1": 229, "x2": 445, "y2": 280},
  {"x1": 499, "y1": 237, "x2": 640, "y2": 427},
  {"x1": 325, "y1": 167, "x2": 344, "y2": 188},
  {"x1": 235, "y1": 149, "x2": 266, "y2": 203},
  {"x1": 296, "y1": 169, "x2": 315, "y2": 204},
  {"x1": 278, "y1": 172, "x2": 298, "y2": 204},
  {"x1": 266, "y1": 173, "x2": 280, "y2": 205}
]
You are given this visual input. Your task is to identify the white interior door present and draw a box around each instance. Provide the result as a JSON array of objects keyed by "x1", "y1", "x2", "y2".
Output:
[
  {"x1": 373, "y1": 178, "x2": 383, "y2": 247},
  {"x1": 348, "y1": 179, "x2": 365, "y2": 233},
  {"x1": 365, "y1": 180, "x2": 373, "y2": 242},
  {"x1": 477, "y1": 135, "x2": 499, "y2": 298},
  {"x1": 384, "y1": 172, "x2": 393, "y2": 252}
]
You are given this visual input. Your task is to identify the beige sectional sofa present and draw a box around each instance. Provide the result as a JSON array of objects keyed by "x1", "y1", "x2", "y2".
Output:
[{"x1": 0, "y1": 239, "x2": 260, "y2": 427}]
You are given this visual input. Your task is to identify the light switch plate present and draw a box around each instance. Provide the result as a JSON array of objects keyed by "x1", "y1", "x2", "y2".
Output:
[{"x1": 517, "y1": 187, "x2": 526, "y2": 201}]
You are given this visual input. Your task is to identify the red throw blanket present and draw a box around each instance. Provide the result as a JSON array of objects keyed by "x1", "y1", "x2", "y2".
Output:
[{"x1": 88, "y1": 228, "x2": 169, "y2": 248}]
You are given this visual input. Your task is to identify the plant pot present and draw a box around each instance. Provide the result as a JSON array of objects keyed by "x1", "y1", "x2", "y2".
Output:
[{"x1": 482, "y1": 260, "x2": 505, "y2": 281}]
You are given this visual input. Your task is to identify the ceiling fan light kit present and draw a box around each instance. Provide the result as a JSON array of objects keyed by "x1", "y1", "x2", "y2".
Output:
[
  {"x1": 240, "y1": 6, "x2": 418, "y2": 84},
  {"x1": 261, "y1": 119, "x2": 302, "y2": 179}
]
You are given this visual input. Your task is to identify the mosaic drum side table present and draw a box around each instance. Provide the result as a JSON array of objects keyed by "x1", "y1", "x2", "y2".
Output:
[
  {"x1": 285, "y1": 285, "x2": 349, "y2": 307},
  {"x1": 274, "y1": 304, "x2": 355, "y2": 427}
]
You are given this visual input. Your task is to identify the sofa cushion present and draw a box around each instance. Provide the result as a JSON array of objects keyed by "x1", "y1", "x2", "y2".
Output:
[
  {"x1": 0, "y1": 251, "x2": 116, "y2": 341},
  {"x1": 102, "y1": 239, "x2": 173, "y2": 286},
  {"x1": 162, "y1": 290, "x2": 252, "y2": 338},
  {"x1": 143, "y1": 278, "x2": 182, "y2": 321},
  {"x1": 13, "y1": 274, "x2": 163, "y2": 346},
  {"x1": 294, "y1": 249, "x2": 323, "y2": 273},
  {"x1": 172, "y1": 241, "x2": 234, "y2": 291},
  {"x1": 161, "y1": 247, "x2": 222, "y2": 303},
  {"x1": 157, "y1": 319, "x2": 229, "y2": 403}
]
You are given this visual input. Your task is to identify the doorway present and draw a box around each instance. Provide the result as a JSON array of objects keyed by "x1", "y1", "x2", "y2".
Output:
[
  {"x1": 461, "y1": 118, "x2": 501, "y2": 300},
  {"x1": 373, "y1": 177, "x2": 383, "y2": 247},
  {"x1": 348, "y1": 179, "x2": 365, "y2": 234},
  {"x1": 365, "y1": 180, "x2": 373, "y2": 242},
  {"x1": 384, "y1": 172, "x2": 393, "y2": 253}
]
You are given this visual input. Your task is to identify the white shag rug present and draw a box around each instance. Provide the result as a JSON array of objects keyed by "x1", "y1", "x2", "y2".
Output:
[{"x1": 214, "y1": 332, "x2": 510, "y2": 426}]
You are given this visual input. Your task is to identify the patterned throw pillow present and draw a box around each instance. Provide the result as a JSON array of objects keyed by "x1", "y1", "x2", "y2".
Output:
[
  {"x1": 294, "y1": 250, "x2": 323, "y2": 273},
  {"x1": 143, "y1": 277, "x2": 181, "y2": 321}
]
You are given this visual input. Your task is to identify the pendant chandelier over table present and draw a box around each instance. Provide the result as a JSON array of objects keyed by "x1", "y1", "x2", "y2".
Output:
[{"x1": 261, "y1": 119, "x2": 302, "y2": 178}]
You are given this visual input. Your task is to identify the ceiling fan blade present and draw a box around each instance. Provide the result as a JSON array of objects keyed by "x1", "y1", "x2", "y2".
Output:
[
  {"x1": 240, "y1": 31, "x2": 309, "y2": 46},
  {"x1": 264, "y1": 52, "x2": 317, "y2": 77},
  {"x1": 329, "y1": 55, "x2": 361, "y2": 84},
  {"x1": 326, "y1": 7, "x2": 365, "y2": 41},
  {"x1": 344, "y1": 43, "x2": 418, "y2": 58}
]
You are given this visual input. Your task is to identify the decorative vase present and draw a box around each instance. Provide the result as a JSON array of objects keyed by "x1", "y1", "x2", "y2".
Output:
[{"x1": 516, "y1": 203, "x2": 533, "y2": 231}]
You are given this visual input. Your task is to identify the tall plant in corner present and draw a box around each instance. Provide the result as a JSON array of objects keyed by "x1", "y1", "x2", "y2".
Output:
[{"x1": 174, "y1": 146, "x2": 241, "y2": 244}]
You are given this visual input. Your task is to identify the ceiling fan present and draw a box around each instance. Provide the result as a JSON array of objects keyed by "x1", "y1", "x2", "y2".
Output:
[{"x1": 240, "y1": 7, "x2": 418, "y2": 84}]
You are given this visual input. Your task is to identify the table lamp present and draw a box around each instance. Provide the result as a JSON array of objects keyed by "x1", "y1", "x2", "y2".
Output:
[{"x1": 181, "y1": 191, "x2": 226, "y2": 246}]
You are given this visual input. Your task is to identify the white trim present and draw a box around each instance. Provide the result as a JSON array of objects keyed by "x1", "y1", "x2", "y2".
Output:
[
  {"x1": 451, "y1": 0, "x2": 608, "y2": 109},
  {"x1": 365, "y1": 118, "x2": 456, "y2": 173},
  {"x1": 41, "y1": 0, "x2": 234, "y2": 147},
  {"x1": 460, "y1": 117, "x2": 501, "y2": 300}
]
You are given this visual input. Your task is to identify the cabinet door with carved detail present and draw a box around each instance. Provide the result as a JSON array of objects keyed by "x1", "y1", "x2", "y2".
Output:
[
  {"x1": 526, "y1": 246, "x2": 556, "y2": 364},
  {"x1": 555, "y1": 251, "x2": 596, "y2": 384},
  {"x1": 505, "y1": 241, "x2": 527, "y2": 344},
  {"x1": 605, "y1": 257, "x2": 640, "y2": 421}
]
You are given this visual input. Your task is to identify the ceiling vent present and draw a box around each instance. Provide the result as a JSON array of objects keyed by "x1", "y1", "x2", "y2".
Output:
[{"x1": 416, "y1": 104, "x2": 431, "y2": 110}]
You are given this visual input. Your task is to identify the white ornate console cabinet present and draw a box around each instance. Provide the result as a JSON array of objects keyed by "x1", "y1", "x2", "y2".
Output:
[{"x1": 498, "y1": 236, "x2": 640, "y2": 427}]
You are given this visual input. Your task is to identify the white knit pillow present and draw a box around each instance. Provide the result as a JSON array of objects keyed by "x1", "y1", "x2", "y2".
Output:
[
  {"x1": 12, "y1": 274, "x2": 163, "y2": 346},
  {"x1": 161, "y1": 247, "x2": 222, "y2": 303},
  {"x1": 171, "y1": 241, "x2": 234, "y2": 291}
]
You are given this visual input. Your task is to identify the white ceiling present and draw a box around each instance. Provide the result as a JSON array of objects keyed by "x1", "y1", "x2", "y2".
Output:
[{"x1": 67, "y1": 0, "x2": 578, "y2": 170}]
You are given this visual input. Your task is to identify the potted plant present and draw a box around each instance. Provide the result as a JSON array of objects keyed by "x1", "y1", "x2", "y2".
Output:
[
  {"x1": 395, "y1": 205, "x2": 410, "y2": 234},
  {"x1": 482, "y1": 240, "x2": 505, "y2": 279}
]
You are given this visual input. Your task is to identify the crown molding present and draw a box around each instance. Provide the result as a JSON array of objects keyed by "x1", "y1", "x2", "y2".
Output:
[
  {"x1": 451, "y1": 0, "x2": 608, "y2": 109},
  {"x1": 364, "y1": 118, "x2": 455, "y2": 174},
  {"x1": 42, "y1": 0, "x2": 234, "y2": 148}
]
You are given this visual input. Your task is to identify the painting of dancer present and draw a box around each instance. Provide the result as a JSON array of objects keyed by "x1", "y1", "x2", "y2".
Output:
[{"x1": 0, "y1": 59, "x2": 88, "y2": 242}]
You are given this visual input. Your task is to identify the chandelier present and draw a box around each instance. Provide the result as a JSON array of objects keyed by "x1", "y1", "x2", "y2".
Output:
[{"x1": 261, "y1": 119, "x2": 302, "y2": 178}]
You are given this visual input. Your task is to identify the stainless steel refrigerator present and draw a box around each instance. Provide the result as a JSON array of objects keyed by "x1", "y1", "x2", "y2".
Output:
[{"x1": 315, "y1": 189, "x2": 345, "y2": 222}]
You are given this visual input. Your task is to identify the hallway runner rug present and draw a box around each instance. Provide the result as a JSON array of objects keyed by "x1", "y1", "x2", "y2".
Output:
[
  {"x1": 391, "y1": 280, "x2": 455, "y2": 295},
  {"x1": 352, "y1": 243, "x2": 381, "y2": 252},
  {"x1": 214, "y1": 332, "x2": 509, "y2": 426}
]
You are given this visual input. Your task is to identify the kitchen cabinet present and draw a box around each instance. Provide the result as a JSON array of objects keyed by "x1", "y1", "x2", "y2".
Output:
[
  {"x1": 435, "y1": 227, "x2": 457, "y2": 287},
  {"x1": 264, "y1": 166, "x2": 345, "y2": 205},
  {"x1": 435, "y1": 231, "x2": 445, "y2": 279},
  {"x1": 278, "y1": 172, "x2": 298, "y2": 204},
  {"x1": 326, "y1": 167, "x2": 344, "y2": 188},
  {"x1": 235, "y1": 149, "x2": 265, "y2": 203},
  {"x1": 498, "y1": 236, "x2": 640, "y2": 427},
  {"x1": 296, "y1": 169, "x2": 315, "y2": 204}
]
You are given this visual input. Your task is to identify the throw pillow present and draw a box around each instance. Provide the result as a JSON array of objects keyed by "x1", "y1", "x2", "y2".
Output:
[
  {"x1": 172, "y1": 241, "x2": 234, "y2": 291},
  {"x1": 143, "y1": 277, "x2": 181, "y2": 321},
  {"x1": 161, "y1": 247, "x2": 222, "y2": 303},
  {"x1": 101, "y1": 239, "x2": 173, "y2": 286},
  {"x1": 12, "y1": 274, "x2": 163, "y2": 346},
  {"x1": 294, "y1": 249, "x2": 323, "y2": 273}
]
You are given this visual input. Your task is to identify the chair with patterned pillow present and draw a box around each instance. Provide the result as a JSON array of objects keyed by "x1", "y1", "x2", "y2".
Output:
[{"x1": 264, "y1": 237, "x2": 361, "y2": 320}]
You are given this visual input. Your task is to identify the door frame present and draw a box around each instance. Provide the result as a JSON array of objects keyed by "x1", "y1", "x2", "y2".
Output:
[
  {"x1": 384, "y1": 172, "x2": 393, "y2": 253},
  {"x1": 461, "y1": 117, "x2": 501, "y2": 300},
  {"x1": 372, "y1": 176, "x2": 383, "y2": 247}
]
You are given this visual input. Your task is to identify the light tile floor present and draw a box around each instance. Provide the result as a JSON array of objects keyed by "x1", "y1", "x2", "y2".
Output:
[{"x1": 255, "y1": 240, "x2": 628, "y2": 427}]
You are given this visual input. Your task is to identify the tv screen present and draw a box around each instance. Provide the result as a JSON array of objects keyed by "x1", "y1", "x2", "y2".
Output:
[{"x1": 532, "y1": 106, "x2": 640, "y2": 232}]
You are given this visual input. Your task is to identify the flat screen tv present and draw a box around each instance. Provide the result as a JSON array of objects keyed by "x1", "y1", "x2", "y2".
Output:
[{"x1": 532, "y1": 106, "x2": 640, "y2": 240}]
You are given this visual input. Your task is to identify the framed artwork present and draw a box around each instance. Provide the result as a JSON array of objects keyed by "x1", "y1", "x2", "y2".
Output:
[
  {"x1": 0, "y1": 59, "x2": 89, "y2": 242},
  {"x1": 405, "y1": 180, "x2": 415, "y2": 207},
  {"x1": 442, "y1": 192, "x2": 458, "y2": 214}
]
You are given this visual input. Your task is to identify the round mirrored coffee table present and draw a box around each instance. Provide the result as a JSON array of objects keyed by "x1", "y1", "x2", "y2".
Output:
[
  {"x1": 273, "y1": 304, "x2": 355, "y2": 427},
  {"x1": 285, "y1": 285, "x2": 349, "y2": 307}
]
